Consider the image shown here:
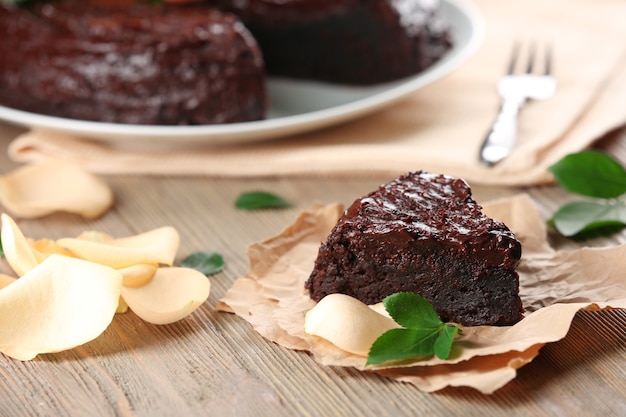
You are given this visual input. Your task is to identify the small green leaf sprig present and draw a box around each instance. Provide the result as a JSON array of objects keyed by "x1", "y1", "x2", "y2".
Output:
[
  {"x1": 366, "y1": 292, "x2": 460, "y2": 366},
  {"x1": 548, "y1": 150, "x2": 626, "y2": 237},
  {"x1": 181, "y1": 251, "x2": 224, "y2": 276},
  {"x1": 235, "y1": 191, "x2": 290, "y2": 210}
]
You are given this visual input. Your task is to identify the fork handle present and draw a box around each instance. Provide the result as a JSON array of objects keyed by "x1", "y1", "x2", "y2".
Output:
[{"x1": 479, "y1": 98, "x2": 523, "y2": 165}]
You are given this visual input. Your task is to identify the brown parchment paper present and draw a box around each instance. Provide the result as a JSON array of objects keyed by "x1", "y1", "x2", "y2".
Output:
[{"x1": 216, "y1": 195, "x2": 626, "y2": 394}]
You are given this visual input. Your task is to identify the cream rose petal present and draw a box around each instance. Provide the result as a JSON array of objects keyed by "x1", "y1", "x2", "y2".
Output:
[
  {"x1": 76, "y1": 230, "x2": 115, "y2": 243},
  {"x1": 0, "y1": 160, "x2": 113, "y2": 219},
  {"x1": 118, "y1": 264, "x2": 157, "y2": 287},
  {"x1": 113, "y1": 227, "x2": 180, "y2": 263},
  {"x1": 1, "y1": 213, "x2": 40, "y2": 276},
  {"x1": 121, "y1": 267, "x2": 210, "y2": 325},
  {"x1": 57, "y1": 227, "x2": 180, "y2": 269},
  {"x1": 304, "y1": 294, "x2": 400, "y2": 356},
  {"x1": 0, "y1": 274, "x2": 17, "y2": 290},
  {"x1": 0, "y1": 255, "x2": 123, "y2": 361}
]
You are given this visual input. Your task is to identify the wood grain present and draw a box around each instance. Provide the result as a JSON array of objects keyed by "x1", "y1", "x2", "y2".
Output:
[{"x1": 0, "y1": 126, "x2": 625, "y2": 417}]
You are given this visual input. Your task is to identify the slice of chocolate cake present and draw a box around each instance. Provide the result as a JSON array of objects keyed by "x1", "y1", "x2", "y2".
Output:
[{"x1": 305, "y1": 171, "x2": 523, "y2": 326}]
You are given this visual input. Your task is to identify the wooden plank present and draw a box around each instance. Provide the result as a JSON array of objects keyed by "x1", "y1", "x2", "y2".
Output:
[{"x1": 0, "y1": 127, "x2": 625, "y2": 416}]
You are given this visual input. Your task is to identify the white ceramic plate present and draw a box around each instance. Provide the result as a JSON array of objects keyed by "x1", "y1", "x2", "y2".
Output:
[{"x1": 0, "y1": 0, "x2": 483, "y2": 145}]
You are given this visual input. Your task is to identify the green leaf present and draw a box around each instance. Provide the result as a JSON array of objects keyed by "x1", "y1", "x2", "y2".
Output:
[
  {"x1": 548, "y1": 151, "x2": 626, "y2": 198},
  {"x1": 235, "y1": 191, "x2": 290, "y2": 210},
  {"x1": 366, "y1": 328, "x2": 439, "y2": 366},
  {"x1": 0, "y1": 236, "x2": 3, "y2": 258},
  {"x1": 549, "y1": 200, "x2": 626, "y2": 237},
  {"x1": 382, "y1": 292, "x2": 442, "y2": 329},
  {"x1": 433, "y1": 324, "x2": 460, "y2": 359},
  {"x1": 181, "y1": 251, "x2": 224, "y2": 276},
  {"x1": 366, "y1": 292, "x2": 461, "y2": 366}
]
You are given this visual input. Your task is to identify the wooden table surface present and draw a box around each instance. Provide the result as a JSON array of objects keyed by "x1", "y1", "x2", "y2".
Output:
[{"x1": 0, "y1": 123, "x2": 624, "y2": 417}]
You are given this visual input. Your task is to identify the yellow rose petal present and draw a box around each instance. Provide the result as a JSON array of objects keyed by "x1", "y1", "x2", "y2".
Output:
[
  {"x1": 57, "y1": 227, "x2": 180, "y2": 269},
  {"x1": 116, "y1": 296, "x2": 129, "y2": 314},
  {"x1": 304, "y1": 294, "x2": 399, "y2": 356},
  {"x1": 30, "y1": 238, "x2": 75, "y2": 258},
  {"x1": 118, "y1": 264, "x2": 157, "y2": 288},
  {"x1": 1, "y1": 213, "x2": 40, "y2": 276},
  {"x1": 0, "y1": 255, "x2": 123, "y2": 361},
  {"x1": 0, "y1": 160, "x2": 113, "y2": 219},
  {"x1": 121, "y1": 267, "x2": 210, "y2": 325}
]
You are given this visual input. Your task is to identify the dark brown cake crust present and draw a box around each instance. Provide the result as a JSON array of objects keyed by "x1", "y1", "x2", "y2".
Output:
[
  {"x1": 213, "y1": 0, "x2": 452, "y2": 84},
  {"x1": 305, "y1": 171, "x2": 524, "y2": 326},
  {"x1": 0, "y1": 1, "x2": 267, "y2": 125}
]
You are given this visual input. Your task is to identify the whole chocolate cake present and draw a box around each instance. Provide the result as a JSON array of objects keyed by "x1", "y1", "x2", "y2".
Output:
[
  {"x1": 305, "y1": 171, "x2": 524, "y2": 326},
  {"x1": 0, "y1": 0, "x2": 451, "y2": 124},
  {"x1": 0, "y1": 0, "x2": 267, "y2": 125},
  {"x1": 213, "y1": 0, "x2": 452, "y2": 84}
]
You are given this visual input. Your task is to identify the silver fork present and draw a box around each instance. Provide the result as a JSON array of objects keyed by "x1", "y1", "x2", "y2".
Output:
[{"x1": 479, "y1": 42, "x2": 556, "y2": 165}]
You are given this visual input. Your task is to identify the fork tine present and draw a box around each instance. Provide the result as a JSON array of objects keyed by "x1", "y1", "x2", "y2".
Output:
[
  {"x1": 525, "y1": 43, "x2": 536, "y2": 74},
  {"x1": 544, "y1": 44, "x2": 552, "y2": 75},
  {"x1": 507, "y1": 42, "x2": 521, "y2": 74}
]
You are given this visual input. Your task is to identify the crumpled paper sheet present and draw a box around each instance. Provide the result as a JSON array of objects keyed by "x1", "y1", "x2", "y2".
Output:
[{"x1": 216, "y1": 195, "x2": 626, "y2": 394}]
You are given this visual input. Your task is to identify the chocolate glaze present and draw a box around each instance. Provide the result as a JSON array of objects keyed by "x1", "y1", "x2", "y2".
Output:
[
  {"x1": 305, "y1": 171, "x2": 524, "y2": 326},
  {"x1": 212, "y1": 0, "x2": 452, "y2": 84},
  {"x1": 0, "y1": 1, "x2": 267, "y2": 125},
  {"x1": 0, "y1": 0, "x2": 452, "y2": 124}
]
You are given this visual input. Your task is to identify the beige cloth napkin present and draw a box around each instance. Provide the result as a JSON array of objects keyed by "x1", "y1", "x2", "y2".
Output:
[{"x1": 6, "y1": 0, "x2": 626, "y2": 185}]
